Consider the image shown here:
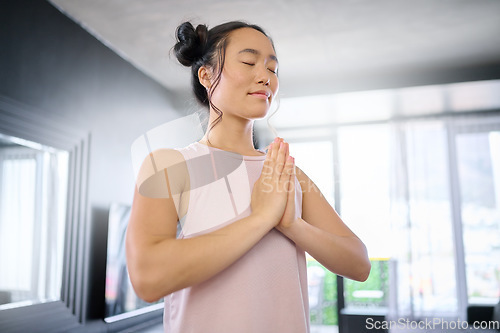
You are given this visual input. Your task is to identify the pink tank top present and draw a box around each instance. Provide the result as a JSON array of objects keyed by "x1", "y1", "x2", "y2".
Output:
[{"x1": 164, "y1": 141, "x2": 310, "y2": 333}]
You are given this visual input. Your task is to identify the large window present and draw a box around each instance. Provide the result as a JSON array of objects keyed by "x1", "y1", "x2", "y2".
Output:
[
  {"x1": 0, "y1": 135, "x2": 69, "y2": 308},
  {"x1": 337, "y1": 125, "x2": 395, "y2": 315},
  {"x1": 338, "y1": 125, "x2": 392, "y2": 261},
  {"x1": 454, "y1": 125, "x2": 500, "y2": 305},
  {"x1": 396, "y1": 121, "x2": 458, "y2": 317},
  {"x1": 264, "y1": 79, "x2": 500, "y2": 327},
  {"x1": 337, "y1": 118, "x2": 500, "y2": 318}
]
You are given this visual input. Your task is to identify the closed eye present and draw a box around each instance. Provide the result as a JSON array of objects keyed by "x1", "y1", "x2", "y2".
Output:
[{"x1": 242, "y1": 62, "x2": 277, "y2": 75}]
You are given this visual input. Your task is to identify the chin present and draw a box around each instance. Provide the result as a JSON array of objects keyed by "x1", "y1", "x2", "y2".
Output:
[{"x1": 249, "y1": 108, "x2": 270, "y2": 120}]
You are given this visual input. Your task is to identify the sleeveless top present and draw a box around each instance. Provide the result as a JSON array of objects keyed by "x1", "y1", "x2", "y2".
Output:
[{"x1": 164, "y1": 141, "x2": 310, "y2": 333}]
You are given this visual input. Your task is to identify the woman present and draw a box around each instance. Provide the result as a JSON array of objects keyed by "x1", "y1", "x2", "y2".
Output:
[{"x1": 126, "y1": 21, "x2": 371, "y2": 333}]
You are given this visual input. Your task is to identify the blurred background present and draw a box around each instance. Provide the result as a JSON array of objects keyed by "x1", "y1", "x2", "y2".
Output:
[{"x1": 1, "y1": 0, "x2": 499, "y2": 332}]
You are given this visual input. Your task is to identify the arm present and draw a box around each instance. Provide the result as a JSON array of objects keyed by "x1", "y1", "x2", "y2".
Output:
[
  {"x1": 126, "y1": 140, "x2": 292, "y2": 302},
  {"x1": 277, "y1": 163, "x2": 371, "y2": 282},
  {"x1": 126, "y1": 187, "x2": 275, "y2": 302}
]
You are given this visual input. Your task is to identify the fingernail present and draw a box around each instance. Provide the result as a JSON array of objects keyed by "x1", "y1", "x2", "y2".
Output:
[
  {"x1": 274, "y1": 137, "x2": 279, "y2": 143},
  {"x1": 280, "y1": 141, "x2": 284, "y2": 149}
]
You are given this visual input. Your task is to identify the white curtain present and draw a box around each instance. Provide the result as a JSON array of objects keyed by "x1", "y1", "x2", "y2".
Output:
[{"x1": 0, "y1": 146, "x2": 67, "y2": 304}]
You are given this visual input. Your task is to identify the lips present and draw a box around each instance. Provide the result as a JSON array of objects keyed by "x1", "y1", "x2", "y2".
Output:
[{"x1": 249, "y1": 90, "x2": 271, "y2": 99}]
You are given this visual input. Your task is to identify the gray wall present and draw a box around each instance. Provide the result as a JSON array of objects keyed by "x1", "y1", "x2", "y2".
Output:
[
  {"x1": 0, "y1": 0, "x2": 185, "y2": 327},
  {"x1": 1, "y1": 0, "x2": 184, "y2": 206}
]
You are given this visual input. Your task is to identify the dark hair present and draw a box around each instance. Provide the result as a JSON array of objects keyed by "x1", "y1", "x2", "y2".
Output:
[{"x1": 174, "y1": 21, "x2": 274, "y2": 142}]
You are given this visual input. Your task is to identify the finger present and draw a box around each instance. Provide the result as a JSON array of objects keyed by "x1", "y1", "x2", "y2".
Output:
[
  {"x1": 270, "y1": 137, "x2": 281, "y2": 161},
  {"x1": 280, "y1": 142, "x2": 290, "y2": 180},
  {"x1": 262, "y1": 138, "x2": 279, "y2": 177},
  {"x1": 280, "y1": 154, "x2": 294, "y2": 191},
  {"x1": 287, "y1": 158, "x2": 296, "y2": 210},
  {"x1": 268, "y1": 138, "x2": 282, "y2": 183},
  {"x1": 274, "y1": 141, "x2": 288, "y2": 177},
  {"x1": 288, "y1": 156, "x2": 296, "y2": 194}
]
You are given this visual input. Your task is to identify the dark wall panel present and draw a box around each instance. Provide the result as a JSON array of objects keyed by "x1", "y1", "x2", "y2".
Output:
[{"x1": 0, "y1": 0, "x2": 182, "y2": 329}]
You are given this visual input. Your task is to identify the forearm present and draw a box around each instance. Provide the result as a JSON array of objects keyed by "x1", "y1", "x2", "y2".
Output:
[
  {"x1": 278, "y1": 218, "x2": 371, "y2": 281},
  {"x1": 127, "y1": 212, "x2": 273, "y2": 302}
]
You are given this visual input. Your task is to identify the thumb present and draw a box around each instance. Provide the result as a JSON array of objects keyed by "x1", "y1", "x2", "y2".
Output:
[{"x1": 287, "y1": 157, "x2": 295, "y2": 198}]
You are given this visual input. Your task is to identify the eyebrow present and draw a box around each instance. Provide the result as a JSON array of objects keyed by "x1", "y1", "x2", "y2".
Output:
[{"x1": 238, "y1": 48, "x2": 278, "y2": 63}]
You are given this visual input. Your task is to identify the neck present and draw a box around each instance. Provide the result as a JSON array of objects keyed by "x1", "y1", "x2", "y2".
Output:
[{"x1": 199, "y1": 111, "x2": 260, "y2": 155}]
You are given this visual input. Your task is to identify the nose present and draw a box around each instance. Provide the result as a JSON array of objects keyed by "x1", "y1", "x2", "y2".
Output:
[
  {"x1": 257, "y1": 67, "x2": 271, "y2": 86},
  {"x1": 258, "y1": 77, "x2": 270, "y2": 86}
]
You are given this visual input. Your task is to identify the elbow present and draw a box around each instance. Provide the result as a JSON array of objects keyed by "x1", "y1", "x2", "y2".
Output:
[
  {"x1": 129, "y1": 271, "x2": 167, "y2": 303},
  {"x1": 138, "y1": 290, "x2": 164, "y2": 304},
  {"x1": 126, "y1": 238, "x2": 170, "y2": 302},
  {"x1": 353, "y1": 241, "x2": 371, "y2": 282},
  {"x1": 346, "y1": 246, "x2": 371, "y2": 282},
  {"x1": 126, "y1": 235, "x2": 186, "y2": 301},
  {"x1": 136, "y1": 289, "x2": 162, "y2": 304},
  {"x1": 127, "y1": 255, "x2": 181, "y2": 302},
  {"x1": 344, "y1": 258, "x2": 371, "y2": 282},
  {"x1": 356, "y1": 245, "x2": 372, "y2": 282},
  {"x1": 356, "y1": 259, "x2": 371, "y2": 282},
  {"x1": 127, "y1": 252, "x2": 169, "y2": 302}
]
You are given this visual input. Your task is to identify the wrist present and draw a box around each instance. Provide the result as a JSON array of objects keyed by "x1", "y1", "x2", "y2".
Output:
[
  {"x1": 276, "y1": 217, "x2": 303, "y2": 239},
  {"x1": 251, "y1": 210, "x2": 280, "y2": 230}
]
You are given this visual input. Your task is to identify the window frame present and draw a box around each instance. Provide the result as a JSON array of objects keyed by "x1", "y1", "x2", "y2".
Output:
[
  {"x1": 0, "y1": 95, "x2": 90, "y2": 330},
  {"x1": 447, "y1": 113, "x2": 500, "y2": 314},
  {"x1": 271, "y1": 105, "x2": 500, "y2": 331}
]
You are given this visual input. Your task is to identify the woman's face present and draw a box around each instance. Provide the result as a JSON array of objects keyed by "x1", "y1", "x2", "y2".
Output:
[{"x1": 206, "y1": 27, "x2": 279, "y2": 121}]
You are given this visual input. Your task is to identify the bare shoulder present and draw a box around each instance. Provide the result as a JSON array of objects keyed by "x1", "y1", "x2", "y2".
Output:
[
  {"x1": 136, "y1": 148, "x2": 189, "y2": 199},
  {"x1": 150, "y1": 148, "x2": 186, "y2": 169},
  {"x1": 129, "y1": 148, "x2": 189, "y2": 238},
  {"x1": 138, "y1": 148, "x2": 186, "y2": 173}
]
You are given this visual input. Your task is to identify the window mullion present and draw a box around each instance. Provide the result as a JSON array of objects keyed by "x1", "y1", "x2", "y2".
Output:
[{"x1": 445, "y1": 119, "x2": 468, "y2": 320}]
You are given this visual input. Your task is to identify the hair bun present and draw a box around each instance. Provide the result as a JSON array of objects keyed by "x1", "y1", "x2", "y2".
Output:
[{"x1": 174, "y1": 22, "x2": 208, "y2": 67}]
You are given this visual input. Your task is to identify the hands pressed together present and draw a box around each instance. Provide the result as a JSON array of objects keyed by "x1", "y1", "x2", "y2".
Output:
[{"x1": 251, "y1": 137, "x2": 298, "y2": 232}]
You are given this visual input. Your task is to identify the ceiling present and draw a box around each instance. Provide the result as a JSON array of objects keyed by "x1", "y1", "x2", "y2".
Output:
[{"x1": 48, "y1": 0, "x2": 500, "y2": 99}]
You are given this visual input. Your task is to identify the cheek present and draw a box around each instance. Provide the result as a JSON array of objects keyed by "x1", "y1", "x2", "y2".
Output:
[
  {"x1": 209, "y1": 67, "x2": 255, "y2": 103},
  {"x1": 210, "y1": 74, "x2": 242, "y2": 104},
  {"x1": 271, "y1": 77, "x2": 279, "y2": 94},
  {"x1": 217, "y1": 71, "x2": 245, "y2": 92},
  {"x1": 226, "y1": 70, "x2": 250, "y2": 87}
]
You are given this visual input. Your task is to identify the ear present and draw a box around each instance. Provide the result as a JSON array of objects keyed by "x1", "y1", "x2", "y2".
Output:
[{"x1": 198, "y1": 66, "x2": 213, "y2": 90}]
